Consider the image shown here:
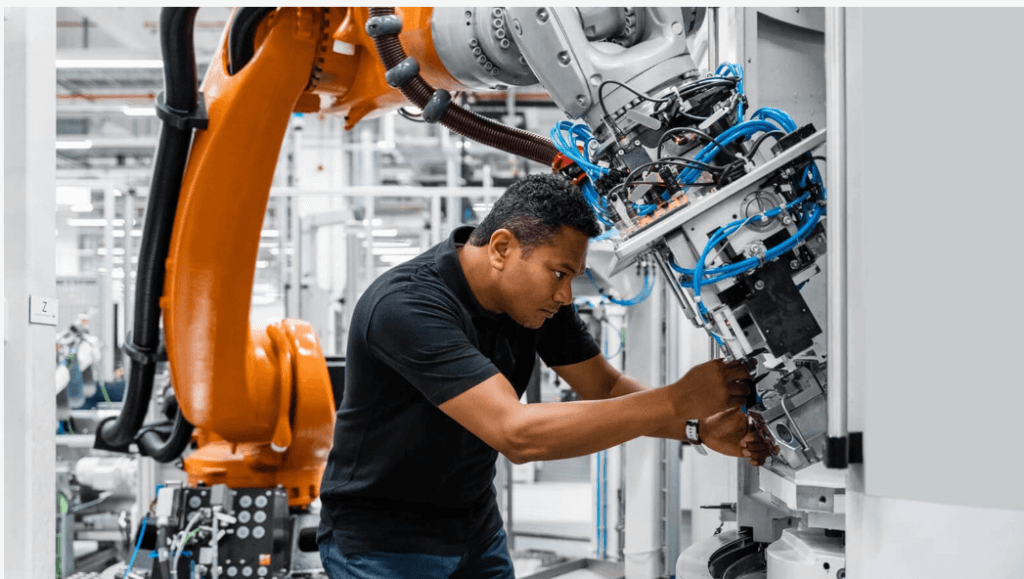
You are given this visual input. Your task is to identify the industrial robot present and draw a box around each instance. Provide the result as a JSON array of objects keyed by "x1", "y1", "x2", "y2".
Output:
[{"x1": 94, "y1": 8, "x2": 838, "y2": 578}]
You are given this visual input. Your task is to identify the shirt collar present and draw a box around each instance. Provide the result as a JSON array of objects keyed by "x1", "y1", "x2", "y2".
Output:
[{"x1": 436, "y1": 226, "x2": 501, "y2": 319}]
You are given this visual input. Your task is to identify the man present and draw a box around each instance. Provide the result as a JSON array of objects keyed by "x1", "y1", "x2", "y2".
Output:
[{"x1": 318, "y1": 174, "x2": 770, "y2": 579}]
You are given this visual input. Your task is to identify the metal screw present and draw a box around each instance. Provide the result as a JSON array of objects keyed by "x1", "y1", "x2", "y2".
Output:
[
  {"x1": 782, "y1": 216, "x2": 793, "y2": 225},
  {"x1": 495, "y1": 28, "x2": 506, "y2": 39},
  {"x1": 789, "y1": 259, "x2": 800, "y2": 270},
  {"x1": 518, "y1": 55, "x2": 527, "y2": 65},
  {"x1": 513, "y1": 19, "x2": 522, "y2": 35},
  {"x1": 633, "y1": 139, "x2": 641, "y2": 147},
  {"x1": 469, "y1": 38, "x2": 479, "y2": 48},
  {"x1": 558, "y1": 51, "x2": 571, "y2": 65},
  {"x1": 472, "y1": 47, "x2": 483, "y2": 56},
  {"x1": 537, "y1": 8, "x2": 549, "y2": 23},
  {"x1": 754, "y1": 280, "x2": 765, "y2": 291},
  {"x1": 493, "y1": 18, "x2": 503, "y2": 29},
  {"x1": 576, "y1": 95, "x2": 587, "y2": 106},
  {"x1": 477, "y1": 54, "x2": 487, "y2": 64},
  {"x1": 492, "y1": 8, "x2": 503, "y2": 17},
  {"x1": 499, "y1": 38, "x2": 510, "y2": 49}
]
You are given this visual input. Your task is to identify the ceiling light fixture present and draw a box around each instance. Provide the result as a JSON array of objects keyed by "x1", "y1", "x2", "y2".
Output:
[
  {"x1": 56, "y1": 140, "x2": 93, "y2": 150},
  {"x1": 56, "y1": 59, "x2": 163, "y2": 69},
  {"x1": 122, "y1": 106, "x2": 157, "y2": 116}
]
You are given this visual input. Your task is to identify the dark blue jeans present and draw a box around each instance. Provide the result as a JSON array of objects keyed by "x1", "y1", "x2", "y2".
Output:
[{"x1": 318, "y1": 527, "x2": 515, "y2": 579}]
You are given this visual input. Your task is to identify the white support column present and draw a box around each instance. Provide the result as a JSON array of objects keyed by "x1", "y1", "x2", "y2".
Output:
[
  {"x1": 623, "y1": 273, "x2": 665, "y2": 579},
  {"x1": 4, "y1": 8, "x2": 57, "y2": 578},
  {"x1": 101, "y1": 186, "x2": 116, "y2": 381}
]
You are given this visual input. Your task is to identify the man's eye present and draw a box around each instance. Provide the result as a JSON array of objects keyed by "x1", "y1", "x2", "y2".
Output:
[{"x1": 554, "y1": 271, "x2": 565, "y2": 279}]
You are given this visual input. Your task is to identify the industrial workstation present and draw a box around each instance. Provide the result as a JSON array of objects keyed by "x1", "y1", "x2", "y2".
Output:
[{"x1": 5, "y1": 6, "x2": 1024, "y2": 579}]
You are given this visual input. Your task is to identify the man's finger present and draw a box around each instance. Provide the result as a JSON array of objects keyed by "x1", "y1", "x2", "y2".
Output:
[
  {"x1": 742, "y1": 439, "x2": 768, "y2": 452},
  {"x1": 727, "y1": 383, "x2": 751, "y2": 397},
  {"x1": 724, "y1": 358, "x2": 747, "y2": 370},
  {"x1": 728, "y1": 395, "x2": 748, "y2": 406},
  {"x1": 725, "y1": 366, "x2": 753, "y2": 381}
]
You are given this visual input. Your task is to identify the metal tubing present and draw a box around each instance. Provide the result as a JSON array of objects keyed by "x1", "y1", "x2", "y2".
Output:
[
  {"x1": 651, "y1": 249, "x2": 699, "y2": 325},
  {"x1": 779, "y1": 395, "x2": 811, "y2": 452},
  {"x1": 825, "y1": 9, "x2": 848, "y2": 452}
]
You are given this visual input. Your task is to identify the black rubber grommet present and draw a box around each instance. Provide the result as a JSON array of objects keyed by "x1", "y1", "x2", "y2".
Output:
[
  {"x1": 365, "y1": 14, "x2": 403, "y2": 38},
  {"x1": 385, "y1": 57, "x2": 420, "y2": 89},
  {"x1": 421, "y1": 89, "x2": 452, "y2": 123}
]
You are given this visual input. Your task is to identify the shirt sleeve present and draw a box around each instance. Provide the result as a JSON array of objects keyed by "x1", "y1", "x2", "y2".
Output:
[
  {"x1": 536, "y1": 303, "x2": 602, "y2": 367},
  {"x1": 365, "y1": 288, "x2": 501, "y2": 406}
]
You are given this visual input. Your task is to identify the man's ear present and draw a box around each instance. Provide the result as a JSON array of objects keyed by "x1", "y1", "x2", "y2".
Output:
[{"x1": 488, "y1": 229, "x2": 517, "y2": 272}]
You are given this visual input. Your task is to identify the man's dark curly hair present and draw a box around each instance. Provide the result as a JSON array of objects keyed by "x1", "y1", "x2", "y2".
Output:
[{"x1": 468, "y1": 174, "x2": 602, "y2": 257}]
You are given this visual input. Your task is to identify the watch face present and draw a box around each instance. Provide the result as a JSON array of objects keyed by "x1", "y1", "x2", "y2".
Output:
[{"x1": 686, "y1": 420, "x2": 700, "y2": 443}]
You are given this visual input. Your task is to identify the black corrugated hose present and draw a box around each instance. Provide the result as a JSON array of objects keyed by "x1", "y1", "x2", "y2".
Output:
[
  {"x1": 367, "y1": 7, "x2": 558, "y2": 166},
  {"x1": 95, "y1": 7, "x2": 198, "y2": 460},
  {"x1": 228, "y1": 8, "x2": 276, "y2": 75}
]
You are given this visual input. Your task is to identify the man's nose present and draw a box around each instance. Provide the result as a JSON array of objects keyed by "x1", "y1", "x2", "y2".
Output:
[{"x1": 554, "y1": 282, "x2": 573, "y2": 306}]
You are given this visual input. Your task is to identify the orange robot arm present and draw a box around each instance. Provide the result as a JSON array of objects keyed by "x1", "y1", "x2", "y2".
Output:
[{"x1": 99, "y1": 8, "x2": 558, "y2": 508}]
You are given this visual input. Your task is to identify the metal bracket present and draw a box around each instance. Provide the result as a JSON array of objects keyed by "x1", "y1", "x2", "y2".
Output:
[{"x1": 155, "y1": 91, "x2": 209, "y2": 132}]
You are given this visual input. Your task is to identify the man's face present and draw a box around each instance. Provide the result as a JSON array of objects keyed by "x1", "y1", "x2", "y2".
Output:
[{"x1": 498, "y1": 226, "x2": 589, "y2": 329}]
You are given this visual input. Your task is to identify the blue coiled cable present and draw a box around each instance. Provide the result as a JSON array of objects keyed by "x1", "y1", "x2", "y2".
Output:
[
  {"x1": 751, "y1": 107, "x2": 797, "y2": 132},
  {"x1": 585, "y1": 268, "x2": 655, "y2": 307},
  {"x1": 551, "y1": 121, "x2": 659, "y2": 223}
]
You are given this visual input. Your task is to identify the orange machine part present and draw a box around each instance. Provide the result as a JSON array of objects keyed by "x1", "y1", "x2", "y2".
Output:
[
  {"x1": 164, "y1": 8, "x2": 464, "y2": 507},
  {"x1": 164, "y1": 8, "x2": 336, "y2": 507},
  {"x1": 313, "y1": 7, "x2": 472, "y2": 128}
]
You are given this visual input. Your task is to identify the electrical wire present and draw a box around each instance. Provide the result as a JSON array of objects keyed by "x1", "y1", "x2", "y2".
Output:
[
  {"x1": 396, "y1": 107, "x2": 426, "y2": 123},
  {"x1": 584, "y1": 268, "x2": 655, "y2": 307},
  {"x1": 122, "y1": 516, "x2": 148, "y2": 579},
  {"x1": 715, "y1": 63, "x2": 745, "y2": 119},
  {"x1": 598, "y1": 79, "x2": 670, "y2": 127},
  {"x1": 743, "y1": 130, "x2": 784, "y2": 160},
  {"x1": 169, "y1": 511, "x2": 203, "y2": 579},
  {"x1": 656, "y1": 127, "x2": 729, "y2": 158}
]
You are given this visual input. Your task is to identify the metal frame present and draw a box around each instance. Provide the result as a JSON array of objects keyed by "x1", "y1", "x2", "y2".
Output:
[
  {"x1": 824, "y1": 7, "x2": 848, "y2": 455},
  {"x1": 608, "y1": 128, "x2": 826, "y2": 276},
  {"x1": 4, "y1": 8, "x2": 59, "y2": 577}
]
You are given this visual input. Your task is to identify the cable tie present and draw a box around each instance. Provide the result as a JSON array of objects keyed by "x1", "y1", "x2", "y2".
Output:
[
  {"x1": 155, "y1": 91, "x2": 208, "y2": 132},
  {"x1": 123, "y1": 332, "x2": 161, "y2": 364}
]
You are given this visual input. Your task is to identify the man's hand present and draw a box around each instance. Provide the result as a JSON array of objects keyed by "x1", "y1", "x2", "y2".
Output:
[
  {"x1": 669, "y1": 359, "x2": 751, "y2": 420},
  {"x1": 701, "y1": 407, "x2": 771, "y2": 467}
]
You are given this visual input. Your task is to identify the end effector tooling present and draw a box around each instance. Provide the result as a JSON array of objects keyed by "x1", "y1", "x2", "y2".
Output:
[{"x1": 433, "y1": 7, "x2": 829, "y2": 471}]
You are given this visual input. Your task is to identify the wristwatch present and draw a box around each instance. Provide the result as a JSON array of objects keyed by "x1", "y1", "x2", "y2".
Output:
[{"x1": 686, "y1": 419, "x2": 708, "y2": 455}]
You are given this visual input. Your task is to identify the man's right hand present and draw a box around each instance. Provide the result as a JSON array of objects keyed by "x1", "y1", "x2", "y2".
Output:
[{"x1": 669, "y1": 358, "x2": 751, "y2": 420}]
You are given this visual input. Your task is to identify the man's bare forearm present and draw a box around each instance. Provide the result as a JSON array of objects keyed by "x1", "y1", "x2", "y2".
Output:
[
  {"x1": 607, "y1": 374, "x2": 690, "y2": 441},
  {"x1": 508, "y1": 387, "x2": 683, "y2": 462}
]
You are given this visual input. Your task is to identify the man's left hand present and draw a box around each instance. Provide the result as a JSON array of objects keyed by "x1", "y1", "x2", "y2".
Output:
[{"x1": 701, "y1": 407, "x2": 771, "y2": 467}]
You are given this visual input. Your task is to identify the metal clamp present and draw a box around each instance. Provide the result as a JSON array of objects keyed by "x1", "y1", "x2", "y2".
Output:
[
  {"x1": 123, "y1": 332, "x2": 167, "y2": 364},
  {"x1": 421, "y1": 89, "x2": 452, "y2": 123},
  {"x1": 365, "y1": 14, "x2": 403, "y2": 38},
  {"x1": 384, "y1": 57, "x2": 420, "y2": 89},
  {"x1": 155, "y1": 91, "x2": 209, "y2": 131}
]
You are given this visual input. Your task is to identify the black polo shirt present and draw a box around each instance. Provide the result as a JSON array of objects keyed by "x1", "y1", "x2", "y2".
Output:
[{"x1": 317, "y1": 226, "x2": 601, "y2": 556}]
